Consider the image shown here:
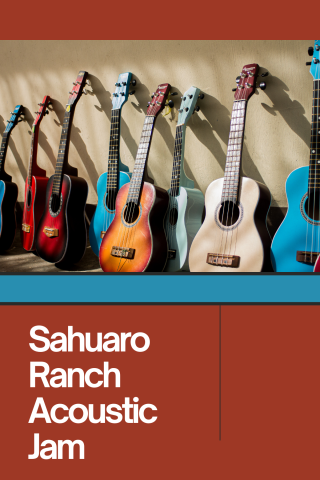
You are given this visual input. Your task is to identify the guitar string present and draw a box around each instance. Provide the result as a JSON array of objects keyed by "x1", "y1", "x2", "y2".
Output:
[
  {"x1": 168, "y1": 125, "x2": 182, "y2": 265},
  {"x1": 305, "y1": 77, "x2": 316, "y2": 264},
  {"x1": 317, "y1": 76, "x2": 320, "y2": 256},
  {"x1": 310, "y1": 75, "x2": 317, "y2": 262}
]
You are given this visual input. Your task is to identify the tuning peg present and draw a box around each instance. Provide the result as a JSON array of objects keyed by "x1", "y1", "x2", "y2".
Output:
[
  {"x1": 129, "y1": 90, "x2": 135, "y2": 96},
  {"x1": 168, "y1": 100, "x2": 174, "y2": 108},
  {"x1": 236, "y1": 76, "x2": 241, "y2": 84},
  {"x1": 73, "y1": 82, "x2": 77, "y2": 86},
  {"x1": 83, "y1": 89, "x2": 88, "y2": 95},
  {"x1": 314, "y1": 58, "x2": 320, "y2": 64},
  {"x1": 151, "y1": 93, "x2": 155, "y2": 98},
  {"x1": 48, "y1": 101, "x2": 52, "y2": 106},
  {"x1": 115, "y1": 82, "x2": 120, "y2": 87},
  {"x1": 181, "y1": 96, "x2": 186, "y2": 100},
  {"x1": 113, "y1": 93, "x2": 118, "y2": 97},
  {"x1": 45, "y1": 109, "x2": 49, "y2": 115},
  {"x1": 306, "y1": 62, "x2": 312, "y2": 66},
  {"x1": 10, "y1": 112, "x2": 14, "y2": 114},
  {"x1": 121, "y1": 81, "x2": 127, "y2": 86},
  {"x1": 120, "y1": 92, "x2": 125, "y2": 96},
  {"x1": 308, "y1": 46, "x2": 314, "y2": 56},
  {"x1": 69, "y1": 91, "x2": 74, "y2": 95},
  {"x1": 232, "y1": 87, "x2": 237, "y2": 92},
  {"x1": 86, "y1": 79, "x2": 91, "y2": 86},
  {"x1": 6, "y1": 120, "x2": 10, "y2": 122},
  {"x1": 198, "y1": 93, "x2": 205, "y2": 99},
  {"x1": 184, "y1": 106, "x2": 189, "y2": 111},
  {"x1": 34, "y1": 111, "x2": 39, "y2": 114},
  {"x1": 316, "y1": 45, "x2": 320, "y2": 51},
  {"x1": 170, "y1": 92, "x2": 178, "y2": 96},
  {"x1": 258, "y1": 82, "x2": 266, "y2": 90},
  {"x1": 18, "y1": 119, "x2": 24, "y2": 122},
  {"x1": 260, "y1": 72, "x2": 269, "y2": 77},
  {"x1": 38, "y1": 103, "x2": 44, "y2": 106},
  {"x1": 193, "y1": 106, "x2": 200, "y2": 114}
]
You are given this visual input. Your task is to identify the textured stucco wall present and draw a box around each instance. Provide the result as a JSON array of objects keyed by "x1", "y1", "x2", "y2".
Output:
[{"x1": 0, "y1": 40, "x2": 314, "y2": 208}]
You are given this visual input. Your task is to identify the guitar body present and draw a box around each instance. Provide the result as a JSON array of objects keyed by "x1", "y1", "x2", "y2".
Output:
[
  {"x1": 99, "y1": 182, "x2": 169, "y2": 272},
  {"x1": 89, "y1": 170, "x2": 131, "y2": 256},
  {"x1": 164, "y1": 186, "x2": 204, "y2": 272},
  {"x1": 0, "y1": 180, "x2": 18, "y2": 252},
  {"x1": 21, "y1": 176, "x2": 49, "y2": 251},
  {"x1": 271, "y1": 166, "x2": 320, "y2": 272},
  {"x1": 189, "y1": 177, "x2": 271, "y2": 272},
  {"x1": 35, "y1": 174, "x2": 88, "y2": 265}
]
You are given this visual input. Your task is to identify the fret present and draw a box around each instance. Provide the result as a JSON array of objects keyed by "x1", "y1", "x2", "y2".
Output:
[
  {"x1": 308, "y1": 81, "x2": 320, "y2": 193},
  {"x1": 170, "y1": 125, "x2": 184, "y2": 195}
]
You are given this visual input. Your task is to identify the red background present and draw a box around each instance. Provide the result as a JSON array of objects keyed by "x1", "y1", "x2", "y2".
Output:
[{"x1": 0, "y1": 305, "x2": 320, "y2": 479}]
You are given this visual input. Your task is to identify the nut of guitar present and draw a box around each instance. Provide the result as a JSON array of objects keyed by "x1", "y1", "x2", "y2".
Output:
[
  {"x1": 206, "y1": 253, "x2": 240, "y2": 268},
  {"x1": 43, "y1": 227, "x2": 59, "y2": 238},
  {"x1": 111, "y1": 246, "x2": 135, "y2": 259}
]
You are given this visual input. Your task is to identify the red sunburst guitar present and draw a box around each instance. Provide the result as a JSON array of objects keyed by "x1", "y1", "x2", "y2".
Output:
[
  {"x1": 99, "y1": 83, "x2": 174, "y2": 272},
  {"x1": 21, "y1": 95, "x2": 51, "y2": 251}
]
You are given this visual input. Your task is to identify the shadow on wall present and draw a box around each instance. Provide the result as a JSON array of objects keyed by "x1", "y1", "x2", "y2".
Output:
[
  {"x1": 0, "y1": 110, "x2": 28, "y2": 180},
  {"x1": 261, "y1": 74, "x2": 310, "y2": 146},
  {"x1": 27, "y1": 102, "x2": 57, "y2": 170}
]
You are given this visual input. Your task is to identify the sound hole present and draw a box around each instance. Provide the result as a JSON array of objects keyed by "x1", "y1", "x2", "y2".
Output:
[
  {"x1": 169, "y1": 208, "x2": 178, "y2": 226},
  {"x1": 304, "y1": 193, "x2": 320, "y2": 221},
  {"x1": 219, "y1": 201, "x2": 240, "y2": 227},
  {"x1": 123, "y1": 202, "x2": 140, "y2": 224},
  {"x1": 105, "y1": 191, "x2": 116, "y2": 211},
  {"x1": 51, "y1": 193, "x2": 61, "y2": 214},
  {"x1": 27, "y1": 188, "x2": 32, "y2": 207}
]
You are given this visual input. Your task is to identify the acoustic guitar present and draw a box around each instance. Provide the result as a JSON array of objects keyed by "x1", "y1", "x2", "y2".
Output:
[
  {"x1": 21, "y1": 95, "x2": 51, "y2": 251},
  {"x1": 89, "y1": 72, "x2": 135, "y2": 256},
  {"x1": 164, "y1": 86, "x2": 205, "y2": 272},
  {"x1": 0, "y1": 104, "x2": 24, "y2": 252},
  {"x1": 99, "y1": 83, "x2": 173, "y2": 272},
  {"x1": 189, "y1": 64, "x2": 271, "y2": 272},
  {"x1": 35, "y1": 71, "x2": 89, "y2": 265},
  {"x1": 271, "y1": 40, "x2": 320, "y2": 272}
]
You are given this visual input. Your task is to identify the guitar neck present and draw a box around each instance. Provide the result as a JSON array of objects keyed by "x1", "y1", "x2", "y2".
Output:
[
  {"x1": 308, "y1": 79, "x2": 320, "y2": 194},
  {"x1": 106, "y1": 109, "x2": 121, "y2": 192},
  {"x1": 127, "y1": 116, "x2": 155, "y2": 204},
  {"x1": 27, "y1": 125, "x2": 40, "y2": 186},
  {"x1": 170, "y1": 124, "x2": 185, "y2": 196},
  {"x1": 0, "y1": 132, "x2": 10, "y2": 177},
  {"x1": 52, "y1": 109, "x2": 75, "y2": 195},
  {"x1": 221, "y1": 100, "x2": 247, "y2": 203}
]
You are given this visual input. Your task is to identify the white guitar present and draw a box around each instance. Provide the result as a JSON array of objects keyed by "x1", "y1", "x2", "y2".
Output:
[
  {"x1": 164, "y1": 86, "x2": 205, "y2": 272},
  {"x1": 189, "y1": 63, "x2": 271, "y2": 272}
]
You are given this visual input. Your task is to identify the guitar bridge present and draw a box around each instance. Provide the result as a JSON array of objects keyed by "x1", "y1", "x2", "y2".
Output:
[
  {"x1": 206, "y1": 253, "x2": 240, "y2": 268},
  {"x1": 296, "y1": 251, "x2": 320, "y2": 265},
  {"x1": 101, "y1": 231, "x2": 106, "y2": 239},
  {"x1": 111, "y1": 246, "x2": 135, "y2": 259},
  {"x1": 168, "y1": 249, "x2": 176, "y2": 260},
  {"x1": 22, "y1": 223, "x2": 31, "y2": 233},
  {"x1": 43, "y1": 227, "x2": 59, "y2": 238}
]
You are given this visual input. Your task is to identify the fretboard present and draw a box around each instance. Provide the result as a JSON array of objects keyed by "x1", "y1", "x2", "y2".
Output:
[
  {"x1": 127, "y1": 116, "x2": 155, "y2": 204},
  {"x1": 221, "y1": 100, "x2": 247, "y2": 203},
  {"x1": 27, "y1": 127, "x2": 39, "y2": 186},
  {"x1": 106, "y1": 109, "x2": 121, "y2": 192},
  {"x1": 308, "y1": 79, "x2": 320, "y2": 193},
  {"x1": 52, "y1": 110, "x2": 74, "y2": 195},
  {"x1": 0, "y1": 133, "x2": 9, "y2": 178},
  {"x1": 170, "y1": 125, "x2": 184, "y2": 196}
]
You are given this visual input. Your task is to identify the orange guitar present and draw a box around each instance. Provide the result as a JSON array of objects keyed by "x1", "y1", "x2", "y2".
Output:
[{"x1": 99, "y1": 83, "x2": 173, "y2": 272}]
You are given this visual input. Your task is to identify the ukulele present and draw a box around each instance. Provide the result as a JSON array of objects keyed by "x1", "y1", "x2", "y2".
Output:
[
  {"x1": 164, "y1": 86, "x2": 205, "y2": 272},
  {"x1": 271, "y1": 40, "x2": 320, "y2": 272},
  {"x1": 89, "y1": 72, "x2": 135, "y2": 256},
  {"x1": 21, "y1": 95, "x2": 51, "y2": 251},
  {"x1": 99, "y1": 83, "x2": 172, "y2": 272},
  {"x1": 189, "y1": 64, "x2": 271, "y2": 272},
  {"x1": 35, "y1": 71, "x2": 89, "y2": 265},
  {"x1": 0, "y1": 105, "x2": 24, "y2": 252}
]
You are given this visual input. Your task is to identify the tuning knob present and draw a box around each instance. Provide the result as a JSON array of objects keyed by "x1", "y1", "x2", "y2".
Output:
[
  {"x1": 236, "y1": 76, "x2": 241, "y2": 84},
  {"x1": 181, "y1": 96, "x2": 186, "y2": 100},
  {"x1": 131, "y1": 79, "x2": 136, "y2": 86},
  {"x1": 232, "y1": 87, "x2": 237, "y2": 92},
  {"x1": 151, "y1": 93, "x2": 155, "y2": 98},
  {"x1": 120, "y1": 92, "x2": 125, "y2": 96},
  {"x1": 314, "y1": 58, "x2": 320, "y2": 64},
  {"x1": 122, "y1": 82, "x2": 127, "y2": 86},
  {"x1": 194, "y1": 106, "x2": 200, "y2": 113},
  {"x1": 34, "y1": 111, "x2": 39, "y2": 114},
  {"x1": 316, "y1": 45, "x2": 320, "y2": 51},
  {"x1": 113, "y1": 93, "x2": 118, "y2": 97},
  {"x1": 69, "y1": 91, "x2": 74, "y2": 94},
  {"x1": 170, "y1": 92, "x2": 178, "y2": 96},
  {"x1": 45, "y1": 109, "x2": 49, "y2": 115},
  {"x1": 115, "y1": 82, "x2": 120, "y2": 87},
  {"x1": 184, "y1": 107, "x2": 189, "y2": 112},
  {"x1": 38, "y1": 103, "x2": 44, "y2": 106},
  {"x1": 308, "y1": 46, "x2": 314, "y2": 56},
  {"x1": 86, "y1": 80, "x2": 91, "y2": 86},
  {"x1": 198, "y1": 93, "x2": 205, "y2": 99},
  {"x1": 168, "y1": 100, "x2": 174, "y2": 108},
  {"x1": 83, "y1": 89, "x2": 88, "y2": 95},
  {"x1": 129, "y1": 90, "x2": 135, "y2": 96},
  {"x1": 306, "y1": 62, "x2": 312, "y2": 66},
  {"x1": 259, "y1": 82, "x2": 266, "y2": 90},
  {"x1": 48, "y1": 101, "x2": 52, "y2": 106},
  {"x1": 261, "y1": 72, "x2": 269, "y2": 77}
]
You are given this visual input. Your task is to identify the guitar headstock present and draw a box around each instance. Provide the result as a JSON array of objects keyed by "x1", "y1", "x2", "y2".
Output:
[
  {"x1": 66, "y1": 70, "x2": 89, "y2": 111},
  {"x1": 178, "y1": 86, "x2": 204, "y2": 125},
  {"x1": 147, "y1": 83, "x2": 171, "y2": 117},
  {"x1": 5, "y1": 105, "x2": 24, "y2": 134},
  {"x1": 308, "y1": 40, "x2": 320, "y2": 79},
  {"x1": 112, "y1": 72, "x2": 135, "y2": 110},
  {"x1": 33, "y1": 95, "x2": 51, "y2": 130},
  {"x1": 234, "y1": 64, "x2": 260, "y2": 101}
]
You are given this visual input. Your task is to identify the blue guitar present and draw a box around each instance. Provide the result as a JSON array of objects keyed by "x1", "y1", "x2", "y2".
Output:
[
  {"x1": 89, "y1": 72, "x2": 135, "y2": 256},
  {"x1": 0, "y1": 105, "x2": 24, "y2": 252},
  {"x1": 164, "y1": 87, "x2": 205, "y2": 271},
  {"x1": 271, "y1": 40, "x2": 320, "y2": 271}
]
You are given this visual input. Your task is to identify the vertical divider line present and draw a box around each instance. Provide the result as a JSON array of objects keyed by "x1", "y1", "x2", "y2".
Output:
[{"x1": 219, "y1": 304, "x2": 221, "y2": 441}]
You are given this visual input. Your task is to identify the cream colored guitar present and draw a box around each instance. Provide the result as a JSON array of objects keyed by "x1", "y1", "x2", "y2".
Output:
[{"x1": 189, "y1": 63, "x2": 271, "y2": 273}]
